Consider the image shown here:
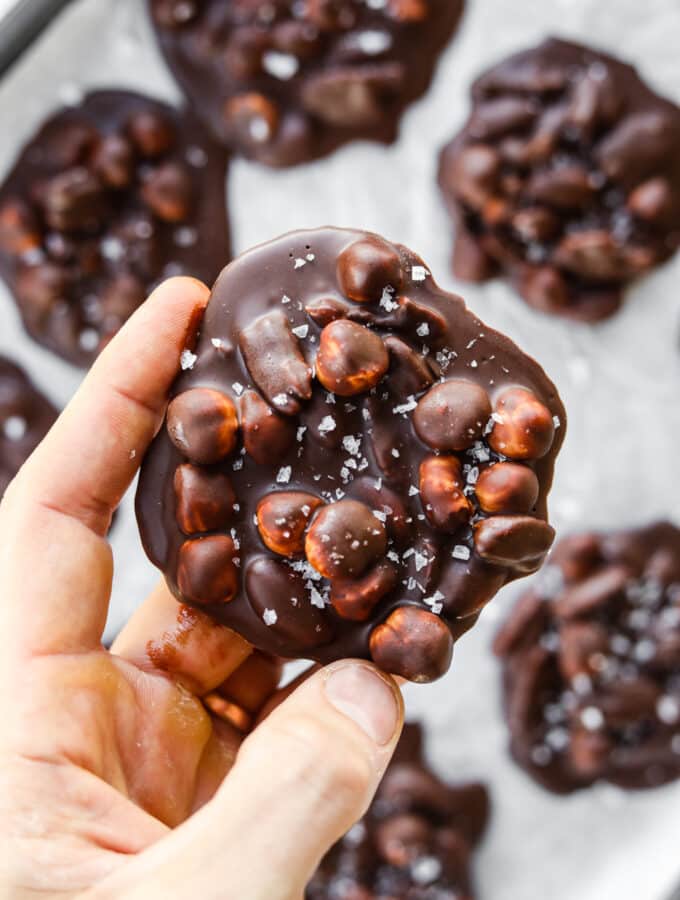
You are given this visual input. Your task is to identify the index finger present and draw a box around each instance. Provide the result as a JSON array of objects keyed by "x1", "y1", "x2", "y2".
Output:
[{"x1": 0, "y1": 276, "x2": 209, "y2": 658}]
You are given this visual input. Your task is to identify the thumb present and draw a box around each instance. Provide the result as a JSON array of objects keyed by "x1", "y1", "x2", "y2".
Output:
[{"x1": 93, "y1": 661, "x2": 403, "y2": 900}]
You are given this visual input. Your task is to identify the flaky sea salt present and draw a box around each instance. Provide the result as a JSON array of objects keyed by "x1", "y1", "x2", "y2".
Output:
[
  {"x1": 276, "y1": 466, "x2": 292, "y2": 484},
  {"x1": 262, "y1": 608, "x2": 278, "y2": 626},
  {"x1": 180, "y1": 349, "x2": 197, "y2": 370},
  {"x1": 318, "y1": 415, "x2": 336, "y2": 434}
]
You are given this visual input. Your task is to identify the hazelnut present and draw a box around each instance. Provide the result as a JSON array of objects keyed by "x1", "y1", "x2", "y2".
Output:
[
  {"x1": 174, "y1": 464, "x2": 236, "y2": 535},
  {"x1": 316, "y1": 319, "x2": 388, "y2": 396},
  {"x1": 256, "y1": 491, "x2": 324, "y2": 557},
  {"x1": 554, "y1": 565, "x2": 630, "y2": 620},
  {"x1": 304, "y1": 296, "x2": 348, "y2": 326},
  {"x1": 177, "y1": 535, "x2": 238, "y2": 605},
  {"x1": 443, "y1": 143, "x2": 501, "y2": 210},
  {"x1": 557, "y1": 621, "x2": 609, "y2": 682},
  {"x1": 474, "y1": 515, "x2": 555, "y2": 571},
  {"x1": 166, "y1": 388, "x2": 239, "y2": 465},
  {"x1": 337, "y1": 236, "x2": 403, "y2": 303},
  {"x1": 240, "y1": 390, "x2": 296, "y2": 464},
  {"x1": 475, "y1": 462, "x2": 539, "y2": 514},
  {"x1": 91, "y1": 134, "x2": 136, "y2": 189},
  {"x1": 419, "y1": 455, "x2": 472, "y2": 532},
  {"x1": 375, "y1": 814, "x2": 431, "y2": 867},
  {"x1": 627, "y1": 177, "x2": 675, "y2": 224},
  {"x1": 0, "y1": 199, "x2": 41, "y2": 256},
  {"x1": 42, "y1": 167, "x2": 109, "y2": 233},
  {"x1": 387, "y1": 0, "x2": 428, "y2": 22},
  {"x1": 224, "y1": 93, "x2": 279, "y2": 145},
  {"x1": 305, "y1": 499, "x2": 387, "y2": 579},
  {"x1": 413, "y1": 380, "x2": 491, "y2": 452},
  {"x1": 330, "y1": 559, "x2": 398, "y2": 621},
  {"x1": 384, "y1": 335, "x2": 433, "y2": 396},
  {"x1": 16, "y1": 262, "x2": 69, "y2": 317},
  {"x1": 517, "y1": 266, "x2": 570, "y2": 313},
  {"x1": 141, "y1": 162, "x2": 193, "y2": 223},
  {"x1": 369, "y1": 606, "x2": 453, "y2": 683},
  {"x1": 127, "y1": 109, "x2": 175, "y2": 158},
  {"x1": 488, "y1": 387, "x2": 555, "y2": 460}
]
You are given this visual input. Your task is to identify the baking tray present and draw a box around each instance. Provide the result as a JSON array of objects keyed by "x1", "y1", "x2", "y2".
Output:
[{"x1": 1, "y1": 2, "x2": 680, "y2": 899}]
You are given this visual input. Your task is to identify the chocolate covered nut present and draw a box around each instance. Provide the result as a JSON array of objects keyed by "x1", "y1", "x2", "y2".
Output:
[
  {"x1": 177, "y1": 535, "x2": 238, "y2": 605},
  {"x1": 0, "y1": 357, "x2": 58, "y2": 498},
  {"x1": 149, "y1": 0, "x2": 463, "y2": 166},
  {"x1": 414, "y1": 380, "x2": 491, "y2": 452},
  {"x1": 167, "y1": 388, "x2": 238, "y2": 465},
  {"x1": 488, "y1": 387, "x2": 555, "y2": 460},
  {"x1": 419, "y1": 455, "x2": 472, "y2": 532},
  {"x1": 137, "y1": 228, "x2": 564, "y2": 681},
  {"x1": 173, "y1": 464, "x2": 236, "y2": 536},
  {"x1": 475, "y1": 462, "x2": 539, "y2": 514},
  {"x1": 496, "y1": 522, "x2": 680, "y2": 793},
  {"x1": 337, "y1": 236, "x2": 403, "y2": 303},
  {"x1": 316, "y1": 319, "x2": 388, "y2": 395},
  {"x1": 240, "y1": 390, "x2": 296, "y2": 465},
  {"x1": 256, "y1": 491, "x2": 324, "y2": 557},
  {"x1": 307, "y1": 722, "x2": 489, "y2": 900},
  {"x1": 370, "y1": 606, "x2": 453, "y2": 682},
  {"x1": 0, "y1": 91, "x2": 230, "y2": 367},
  {"x1": 306, "y1": 499, "x2": 387, "y2": 579},
  {"x1": 239, "y1": 310, "x2": 312, "y2": 416},
  {"x1": 439, "y1": 39, "x2": 680, "y2": 321},
  {"x1": 474, "y1": 515, "x2": 554, "y2": 570}
]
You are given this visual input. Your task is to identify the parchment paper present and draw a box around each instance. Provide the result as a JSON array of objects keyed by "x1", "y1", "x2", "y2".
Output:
[{"x1": 1, "y1": 1, "x2": 679, "y2": 897}]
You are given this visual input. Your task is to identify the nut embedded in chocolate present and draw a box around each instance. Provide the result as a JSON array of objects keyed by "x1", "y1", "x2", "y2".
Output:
[
  {"x1": 438, "y1": 39, "x2": 680, "y2": 321},
  {"x1": 337, "y1": 236, "x2": 404, "y2": 304},
  {"x1": 177, "y1": 535, "x2": 239, "y2": 605},
  {"x1": 136, "y1": 227, "x2": 565, "y2": 682},
  {"x1": 495, "y1": 522, "x2": 680, "y2": 793},
  {"x1": 488, "y1": 387, "x2": 555, "y2": 460}
]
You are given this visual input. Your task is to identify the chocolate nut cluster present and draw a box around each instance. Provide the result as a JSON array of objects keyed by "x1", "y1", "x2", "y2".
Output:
[
  {"x1": 439, "y1": 39, "x2": 680, "y2": 322},
  {"x1": 307, "y1": 722, "x2": 489, "y2": 900},
  {"x1": 0, "y1": 357, "x2": 57, "y2": 497},
  {"x1": 0, "y1": 91, "x2": 230, "y2": 366},
  {"x1": 136, "y1": 227, "x2": 565, "y2": 682},
  {"x1": 148, "y1": 0, "x2": 464, "y2": 167},
  {"x1": 495, "y1": 522, "x2": 680, "y2": 793}
]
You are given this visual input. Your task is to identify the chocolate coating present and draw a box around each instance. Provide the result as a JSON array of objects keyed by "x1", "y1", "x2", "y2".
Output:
[
  {"x1": 0, "y1": 357, "x2": 57, "y2": 496},
  {"x1": 495, "y1": 522, "x2": 680, "y2": 792},
  {"x1": 136, "y1": 227, "x2": 565, "y2": 682},
  {"x1": 307, "y1": 721, "x2": 490, "y2": 899},
  {"x1": 148, "y1": 0, "x2": 464, "y2": 167},
  {"x1": 439, "y1": 39, "x2": 680, "y2": 321},
  {"x1": 0, "y1": 91, "x2": 230, "y2": 366}
]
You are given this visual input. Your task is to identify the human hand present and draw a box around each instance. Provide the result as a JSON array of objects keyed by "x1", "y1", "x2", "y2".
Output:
[{"x1": 0, "y1": 277, "x2": 403, "y2": 900}]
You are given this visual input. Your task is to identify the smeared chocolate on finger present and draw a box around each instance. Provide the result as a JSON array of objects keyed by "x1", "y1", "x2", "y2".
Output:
[
  {"x1": 495, "y1": 522, "x2": 680, "y2": 792},
  {"x1": 136, "y1": 227, "x2": 565, "y2": 682},
  {"x1": 148, "y1": 0, "x2": 464, "y2": 167},
  {"x1": 438, "y1": 39, "x2": 680, "y2": 321},
  {"x1": 0, "y1": 357, "x2": 57, "y2": 497},
  {"x1": 307, "y1": 721, "x2": 490, "y2": 899},
  {"x1": 0, "y1": 91, "x2": 230, "y2": 366}
]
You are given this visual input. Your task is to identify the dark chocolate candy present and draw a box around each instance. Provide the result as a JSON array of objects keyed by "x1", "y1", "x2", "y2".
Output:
[
  {"x1": 0, "y1": 357, "x2": 57, "y2": 496},
  {"x1": 306, "y1": 721, "x2": 490, "y2": 900},
  {"x1": 438, "y1": 39, "x2": 680, "y2": 322},
  {"x1": 148, "y1": 0, "x2": 464, "y2": 167},
  {"x1": 0, "y1": 91, "x2": 230, "y2": 367},
  {"x1": 136, "y1": 227, "x2": 565, "y2": 682},
  {"x1": 495, "y1": 522, "x2": 680, "y2": 792}
]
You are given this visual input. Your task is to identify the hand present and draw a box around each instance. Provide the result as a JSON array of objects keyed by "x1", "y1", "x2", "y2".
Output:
[{"x1": 0, "y1": 278, "x2": 403, "y2": 900}]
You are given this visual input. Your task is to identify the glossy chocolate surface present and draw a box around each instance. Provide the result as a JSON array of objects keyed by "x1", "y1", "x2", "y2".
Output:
[
  {"x1": 137, "y1": 227, "x2": 565, "y2": 681},
  {"x1": 0, "y1": 91, "x2": 230, "y2": 366},
  {"x1": 148, "y1": 0, "x2": 464, "y2": 166},
  {"x1": 307, "y1": 721, "x2": 489, "y2": 900},
  {"x1": 495, "y1": 522, "x2": 680, "y2": 792},
  {"x1": 439, "y1": 39, "x2": 680, "y2": 321}
]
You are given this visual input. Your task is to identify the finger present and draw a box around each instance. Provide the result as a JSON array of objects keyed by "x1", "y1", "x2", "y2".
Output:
[
  {"x1": 112, "y1": 580, "x2": 252, "y2": 696},
  {"x1": 204, "y1": 652, "x2": 283, "y2": 733},
  {"x1": 91, "y1": 661, "x2": 403, "y2": 900},
  {"x1": 0, "y1": 277, "x2": 209, "y2": 658}
]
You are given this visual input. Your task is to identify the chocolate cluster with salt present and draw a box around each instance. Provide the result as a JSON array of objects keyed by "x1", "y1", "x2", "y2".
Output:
[
  {"x1": 307, "y1": 722, "x2": 489, "y2": 900},
  {"x1": 495, "y1": 522, "x2": 680, "y2": 792},
  {"x1": 439, "y1": 39, "x2": 680, "y2": 321},
  {"x1": 0, "y1": 91, "x2": 230, "y2": 366},
  {"x1": 137, "y1": 227, "x2": 565, "y2": 682}
]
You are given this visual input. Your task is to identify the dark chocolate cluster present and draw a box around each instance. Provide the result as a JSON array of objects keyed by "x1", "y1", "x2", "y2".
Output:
[
  {"x1": 0, "y1": 91, "x2": 230, "y2": 366},
  {"x1": 495, "y1": 522, "x2": 680, "y2": 792},
  {"x1": 439, "y1": 39, "x2": 680, "y2": 321},
  {"x1": 148, "y1": 0, "x2": 463, "y2": 167},
  {"x1": 136, "y1": 227, "x2": 565, "y2": 682},
  {"x1": 0, "y1": 357, "x2": 57, "y2": 497},
  {"x1": 307, "y1": 722, "x2": 489, "y2": 900}
]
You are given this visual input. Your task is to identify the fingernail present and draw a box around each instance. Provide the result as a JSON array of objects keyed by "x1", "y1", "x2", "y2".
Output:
[{"x1": 324, "y1": 662, "x2": 401, "y2": 746}]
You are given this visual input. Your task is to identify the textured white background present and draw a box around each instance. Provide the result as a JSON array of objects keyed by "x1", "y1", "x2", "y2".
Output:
[{"x1": 0, "y1": 1, "x2": 679, "y2": 897}]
